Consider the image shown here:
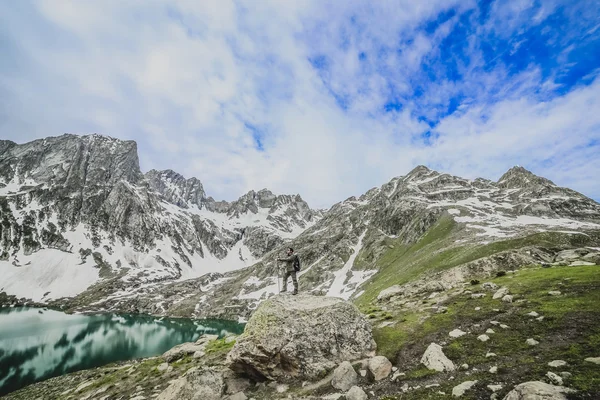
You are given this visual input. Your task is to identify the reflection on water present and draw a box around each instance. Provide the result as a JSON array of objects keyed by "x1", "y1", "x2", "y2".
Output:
[{"x1": 0, "y1": 307, "x2": 244, "y2": 396}]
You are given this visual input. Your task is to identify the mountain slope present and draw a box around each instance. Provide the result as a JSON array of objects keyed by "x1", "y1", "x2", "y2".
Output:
[{"x1": 0, "y1": 134, "x2": 319, "y2": 303}]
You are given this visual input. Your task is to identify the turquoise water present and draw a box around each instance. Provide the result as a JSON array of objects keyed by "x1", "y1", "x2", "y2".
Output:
[{"x1": 0, "y1": 306, "x2": 244, "y2": 396}]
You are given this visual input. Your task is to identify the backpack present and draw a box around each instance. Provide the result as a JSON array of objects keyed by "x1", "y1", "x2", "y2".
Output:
[{"x1": 293, "y1": 255, "x2": 301, "y2": 271}]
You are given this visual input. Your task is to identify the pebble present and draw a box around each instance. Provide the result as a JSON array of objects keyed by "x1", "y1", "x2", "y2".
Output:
[
  {"x1": 489, "y1": 366, "x2": 498, "y2": 374},
  {"x1": 477, "y1": 334, "x2": 490, "y2": 342},
  {"x1": 486, "y1": 352, "x2": 497, "y2": 358},
  {"x1": 585, "y1": 357, "x2": 600, "y2": 365},
  {"x1": 488, "y1": 384, "x2": 503, "y2": 392},
  {"x1": 546, "y1": 371, "x2": 563, "y2": 385},
  {"x1": 474, "y1": 307, "x2": 481, "y2": 311},
  {"x1": 536, "y1": 316, "x2": 545, "y2": 321},
  {"x1": 499, "y1": 324, "x2": 510, "y2": 329},
  {"x1": 548, "y1": 291, "x2": 562, "y2": 296},
  {"x1": 527, "y1": 311, "x2": 539, "y2": 317},
  {"x1": 502, "y1": 295, "x2": 513, "y2": 303},
  {"x1": 548, "y1": 360, "x2": 567, "y2": 368},
  {"x1": 526, "y1": 338, "x2": 539, "y2": 346},
  {"x1": 486, "y1": 328, "x2": 495, "y2": 334},
  {"x1": 490, "y1": 321, "x2": 500, "y2": 326}
]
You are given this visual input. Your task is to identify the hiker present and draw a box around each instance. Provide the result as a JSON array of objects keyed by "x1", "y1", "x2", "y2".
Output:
[{"x1": 277, "y1": 247, "x2": 300, "y2": 295}]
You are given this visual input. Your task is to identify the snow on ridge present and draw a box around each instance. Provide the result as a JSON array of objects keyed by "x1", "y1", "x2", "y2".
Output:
[{"x1": 326, "y1": 230, "x2": 369, "y2": 300}]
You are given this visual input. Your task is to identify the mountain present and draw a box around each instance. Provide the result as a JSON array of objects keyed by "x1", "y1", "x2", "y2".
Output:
[
  {"x1": 0, "y1": 134, "x2": 320, "y2": 303},
  {"x1": 1, "y1": 134, "x2": 599, "y2": 321}
]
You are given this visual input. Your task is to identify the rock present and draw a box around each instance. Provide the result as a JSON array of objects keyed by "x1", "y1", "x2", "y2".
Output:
[
  {"x1": 502, "y1": 295, "x2": 513, "y2": 303},
  {"x1": 331, "y1": 361, "x2": 358, "y2": 391},
  {"x1": 461, "y1": 364, "x2": 469, "y2": 370},
  {"x1": 489, "y1": 366, "x2": 498, "y2": 374},
  {"x1": 486, "y1": 353, "x2": 497, "y2": 358},
  {"x1": 421, "y1": 343, "x2": 455, "y2": 372},
  {"x1": 392, "y1": 366, "x2": 398, "y2": 372},
  {"x1": 548, "y1": 360, "x2": 567, "y2": 368},
  {"x1": 227, "y1": 294, "x2": 376, "y2": 381},
  {"x1": 486, "y1": 329, "x2": 495, "y2": 334},
  {"x1": 488, "y1": 384, "x2": 503, "y2": 392},
  {"x1": 477, "y1": 334, "x2": 490, "y2": 342},
  {"x1": 157, "y1": 362, "x2": 169, "y2": 372},
  {"x1": 346, "y1": 386, "x2": 368, "y2": 400},
  {"x1": 193, "y1": 351, "x2": 205, "y2": 359},
  {"x1": 391, "y1": 371, "x2": 405, "y2": 381},
  {"x1": 493, "y1": 287, "x2": 509, "y2": 299},
  {"x1": 502, "y1": 381, "x2": 575, "y2": 400},
  {"x1": 483, "y1": 282, "x2": 499, "y2": 291},
  {"x1": 196, "y1": 334, "x2": 219, "y2": 344},
  {"x1": 536, "y1": 316, "x2": 545, "y2": 321},
  {"x1": 548, "y1": 291, "x2": 561, "y2": 296},
  {"x1": 224, "y1": 374, "x2": 251, "y2": 395},
  {"x1": 368, "y1": 356, "x2": 392, "y2": 381},
  {"x1": 449, "y1": 329, "x2": 467, "y2": 338},
  {"x1": 377, "y1": 285, "x2": 403, "y2": 301},
  {"x1": 474, "y1": 307, "x2": 481, "y2": 311},
  {"x1": 157, "y1": 368, "x2": 224, "y2": 400},
  {"x1": 227, "y1": 393, "x2": 247, "y2": 400},
  {"x1": 163, "y1": 342, "x2": 210, "y2": 363},
  {"x1": 526, "y1": 311, "x2": 539, "y2": 317},
  {"x1": 585, "y1": 357, "x2": 600, "y2": 364},
  {"x1": 359, "y1": 369, "x2": 367, "y2": 377},
  {"x1": 471, "y1": 293, "x2": 486, "y2": 299},
  {"x1": 546, "y1": 371, "x2": 563, "y2": 385},
  {"x1": 526, "y1": 338, "x2": 539, "y2": 346},
  {"x1": 560, "y1": 372, "x2": 572, "y2": 379},
  {"x1": 490, "y1": 321, "x2": 500, "y2": 326},
  {"x1": 452, "y1": 380, "x2": 478, "y2": 397},
  {"x1": 500, "y1": 324, "x2": 510, "y2": 329}
]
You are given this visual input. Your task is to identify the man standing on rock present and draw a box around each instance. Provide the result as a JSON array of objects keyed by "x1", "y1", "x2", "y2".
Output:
[{"x1": 277, "y1": 247, "x2": 299, "y2": 295}]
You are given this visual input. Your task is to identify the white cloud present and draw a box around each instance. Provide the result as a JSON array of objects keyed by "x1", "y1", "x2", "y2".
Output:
[{"x1": 0, "y1": 0, "x2": 598, "y2": 209}]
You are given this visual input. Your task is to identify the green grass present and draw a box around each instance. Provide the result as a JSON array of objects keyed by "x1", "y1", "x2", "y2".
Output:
[{"x1": 205, "y1": 337, "x2": 236, "y2": 354}]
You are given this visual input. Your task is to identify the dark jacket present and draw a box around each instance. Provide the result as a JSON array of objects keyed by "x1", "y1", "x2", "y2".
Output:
[{"x1": 278, "y1": 254, "x2": 299, "y2": 272}]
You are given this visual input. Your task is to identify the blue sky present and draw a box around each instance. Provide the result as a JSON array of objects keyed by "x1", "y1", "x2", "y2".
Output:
[{"x1": 1, "y1": 0, "x2": 599, "y2": 208}]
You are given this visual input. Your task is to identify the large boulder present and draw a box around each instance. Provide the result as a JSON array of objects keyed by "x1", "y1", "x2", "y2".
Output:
[
  {"x1": 162, "y1": 334, "x2": 218, "y2": 362},
  {"x1": 503, "y1": 381, "x2": 575, "y2": 400},
  {"x1": 157, "y1": 367, "x2": 224, "y2": 400},
  {"x1": 368, "y1": 356, "x2": 392, "y2": 381},
  {"x1": 331, "y1": 361, "x2": 358, "y2": 391},
  {"x1": 421, "y1": 343, "x2": 455, "y2": 372},
  {"x1": 226, "y1": 294, "x2": 376, "y2": 381}
]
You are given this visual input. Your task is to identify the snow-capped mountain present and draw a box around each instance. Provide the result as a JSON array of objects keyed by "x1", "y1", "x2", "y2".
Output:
[
  {"x1": 0, "y1": 134, "x2": 320, "y2": 303},
  {"x1": 1, "y1": 134, "x2": 599, "y2": 320}
]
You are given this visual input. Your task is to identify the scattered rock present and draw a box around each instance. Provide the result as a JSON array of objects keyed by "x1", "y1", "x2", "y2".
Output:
[
  {"x1": 421, "y1": 343, "x2": 455, "y2": 372},
  {"x1": 224, "y1": 374, "x2": 251, "y2": 395},
  {"x1": 227, "y1": 294, "x2": 376, "y2": 381},
  {"x1": 471, "y1": 293, "x2": 486, "y2": 299},
  {"x1": 377, "y1": 285, "x2": 403, "y2": 302},
  {"x1": 163, "y1": 342, "x2": 210, "y2": 363},
  {"x1": 536, "y1": 316, "x2": 545, "y2": 321},
  {"x1": 157, "y1": 368, "x2": 224, "y2": 400},
  {"x1": 526, "y1": 338, "x2": 539, "y2": 346},
  {"x1": 452, "y1": 380, "x2": 478, "y2": 397},
  {"x1": 461, "y1": 364, "x2": 469, "y2": 370},
  {"x1": 548, "y1": 291, "x2": 561, "y2": 296},
  {"x1": 193, "y1": 351, "x2": 205, "y2": 359},
  {"x1": 489, "y1": 366, "x2": 498, "y2": 374},
  {"x1": 227, "y1": 393, "x2": 247, "y2": 400},
  {"x1": 359, "y1": 369, "x2": 367, "y2": 377},
  {"x1": 502, "y1": 295, "x2": 513, "y2": 303},
  {"x1": 548, "y1": 360, "x2": 567, "y2": 368},
  {"x1": 546, "y1": 371, "x2": 563, "y2": 385},
  {"x1": 493, "y1": 287, "x2": 509, "y2": 299},
  {"x1": 368, "y1": 356, "x2": 392, "y2": 381},
  {"x1": 500, "y1": 324, "x2": 510, "y2": 329},
  {"x1": 391, "y1": 371, "x2": 405, "y2": 381},
  {"x1": 503, "y1": 381, "x2": 575, "y2": 400},
  {"x1": 483, "y1": 282, "x2": 499, "y2": 291},
  {"x1": 585, "y1": 357, "x2": 600, "y2": 364},
  {"x1": 477, "y1": 334, "x2": 490, "y2": 342},
  {"x1": 490, "y1": 321, "x2": 500, "y2": 326},
  {"x1": 157, "y1": 362, "x2": 169, "y2": 372},
  {"x1": 346, "y1": 386, "x2": 368, "y2": 400},
  {"x1": 486, "y1": 329, "x2": 495, "y2": 334},
  {"x1": 449, "y1": 329, "x2": 467, "y2": 338},
  {"x1": 486, "y1": 353, "x2": 497, "y2": 358},
  {"x1": 331, "y1": 361, "x2": 358, "y2": 391},
  {"x1": 474, "y1": 307, "x2": 481, "y2": 311},
  {"x1": 488, "y1": 384, "x2": 503, "y2": 392},
  {"x1": 526, "y1": 311, "x2": 539, "y2": 317},
  {"x1": 560, "y1": 372, "x2": 572, "y2": 379}
]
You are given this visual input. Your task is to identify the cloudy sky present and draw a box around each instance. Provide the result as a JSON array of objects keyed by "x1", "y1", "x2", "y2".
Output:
[{"x1": 1, "y1": 1, "x2": 599, "y2": 208}]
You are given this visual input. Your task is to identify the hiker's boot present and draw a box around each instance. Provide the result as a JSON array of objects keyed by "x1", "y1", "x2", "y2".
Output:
[{"x1": 292, "y1": 290, "x2": 298, "y2": 295}]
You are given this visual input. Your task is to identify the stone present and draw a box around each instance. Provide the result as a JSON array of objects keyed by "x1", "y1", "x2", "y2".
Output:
[
  {"x1": 548, "y1": 360, "x2": 567, "y2": 368},
  {"x1": 452, "y1": 380, "x2": 477, "y2": 397},
  {"x1": 224, "y1": 375, "x2": 251, "y2": 395},
  {"x1": 536, "y1": 316, "x2": 545, "y2": 321},
  {"x1": 585, "y1": 357, "x2": 600, "y2": 364},
  {"x1": 526, "y1": 311, "x2": 539, "y2": 317},
  {"x1": 227, "y1": 393, "x2": 247, "y2": 400},
  {"x1": 377, "y1": 285, "x2": 403, "y2": 301},
  {"x1": 157, "y1": 368, "x2": 224, "y2": 400},
  {"x1": 368, "y1": 356, "x2": 392, "y2": 381},
  {"x1": 359, "y1": 369, "x2": 367, "y2": 377},
  {"x1": 489, "y1": 366, "x2": 498, "y2": 374},
  {"x1": 500, "y1": 324, "x2": 510, "y2": 329},
  {"x1": 502, "y1": 381, "x2": 575, "y2": 400},
  {"x1": 192, "y1": 351, "x2": 205, "y2": 359},
  {"x1": 490, "y1": 321, "x2": 500, "y2": 326},
  {"x1": 486, "y1": 329, "x2": 495, "y2": 334},
  {"x1": 392, "y1": 366, "x2": 398, "y2": 372},
  {"x1": 346, "y1": 386, "x2": 368, "y2": 400},
  {"x1": 331, "y1": 361, "x2": 358, "y2": 391},
  {"x1": 449, "y1": 329, "x2": 467, "y2": 338},
  {"x1": 163, "y1": 342, "x2": 210, "y2": 363},
  {"x1": 560, "y1": 372, "x2": 572, "y2": 379},
  {"x1": 502, "y1": 295, "x2": 513, "y2": 303},
  {"x1": 486, "y1": 353, "x2": 497, "y2": 358},
  {"x1": 227, "y1": 294, "x2": 376, "y2": 381},
  {"x1": 483, "y1": 282, "x2": 499, "y2": 291},
  {"x1": 477, "y1": 334, "x2": 490, "y2": 342},
  {"x1": 421, "y1": 343, "x2": 455, "y2": 372},
  {"x1": 157, "y1": 362, "x2": 169, "y2": 372},
  {"x1": 461, "y1": 364, "x2": 469, "y2": 370},
  {"x1": 493, "y1": 287, "x2": 509, "y2": 299},
  {"x1": 488, "y1": 384, "x2": 503, "y2": 392},
  {"x1": 471, "y1": 293, "x2": 486, "y2": 299},
  {"x1": 546, "y1": 371, "x2": 563, "y2": 385},
  {"x1": 548, "y1": 291, "x2": 561, "y2": 296},
  {"x1": 526, "y1": 338, "x2": 539, "y2": 346},
  {"x1": 475, "y1": 307, "x2": 481, "y2": 311}
]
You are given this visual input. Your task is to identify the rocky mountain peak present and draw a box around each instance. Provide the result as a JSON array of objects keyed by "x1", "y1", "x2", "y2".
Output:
[
  {"x1": 497, "y1": 166, "x2": 555, "y2": 189},
  {"x1": 145, "y1": 169, "x2": 206, "y2": 209}
]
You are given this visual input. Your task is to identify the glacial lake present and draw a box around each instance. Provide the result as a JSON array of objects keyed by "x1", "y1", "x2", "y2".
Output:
[{"x1": 0, "y1": 306, "x2": 245, "y2": 396}]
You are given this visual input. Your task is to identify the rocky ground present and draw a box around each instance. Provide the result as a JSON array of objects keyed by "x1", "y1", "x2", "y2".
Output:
[{"x1": 6, "y1": 263, "x2": 599, "y2": 399}]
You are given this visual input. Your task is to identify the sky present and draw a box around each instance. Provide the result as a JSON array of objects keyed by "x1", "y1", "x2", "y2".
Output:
[{"x1": 1, "y1": 0, "x2": 599, "y2": 209}]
